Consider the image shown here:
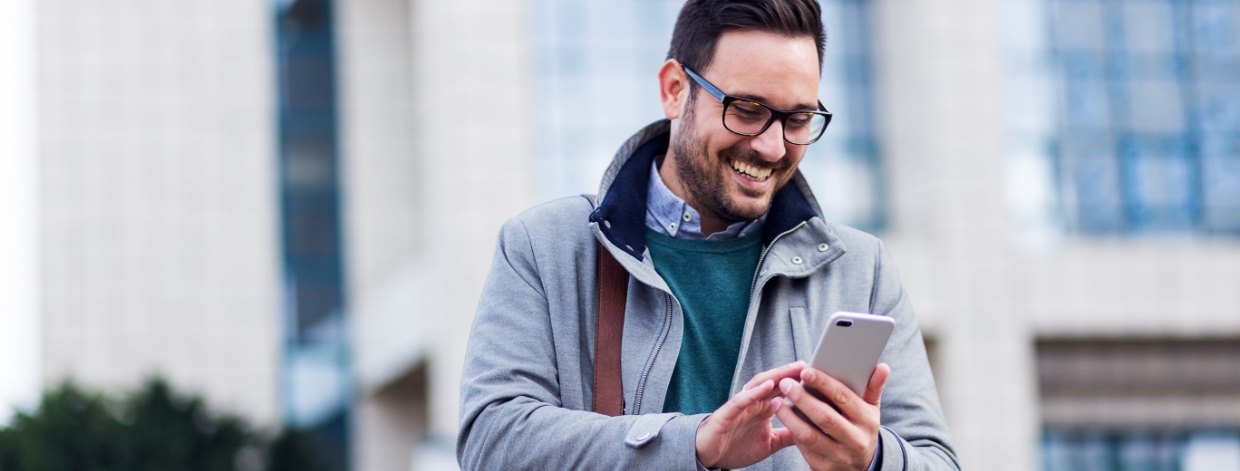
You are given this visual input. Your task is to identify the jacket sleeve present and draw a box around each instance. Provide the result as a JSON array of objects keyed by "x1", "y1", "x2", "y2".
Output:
[
  {"x1": 869, "y1": 238, "x2": 962, "y2": 471},
  {"x1": 457, "y1": 217, "x2": 706, "y2": 470}
]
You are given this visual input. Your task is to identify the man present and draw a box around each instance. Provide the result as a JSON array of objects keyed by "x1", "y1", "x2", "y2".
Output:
[{"x1": 458, "y1": 0, "x2": 959, "y2": 469}]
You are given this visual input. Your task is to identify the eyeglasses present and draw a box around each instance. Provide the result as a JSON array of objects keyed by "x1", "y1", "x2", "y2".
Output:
[{"x1": 682, "y1": 66, "x2": 832, "y2": 145}]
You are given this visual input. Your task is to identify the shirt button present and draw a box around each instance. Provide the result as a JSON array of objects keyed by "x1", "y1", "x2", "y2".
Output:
[
  {"x1": 668, "y1": 223, "x2": 677, "y2": 232},
  {"x1": 682, "y1": 213, "x2": 692, "y2": 222},
  {"x1": 791, "y1": 256, "x2": 803, "y2": 265},
  {"x1": 818, "y1": 243, "x2": 829, "y2": 252},
  {"x1": 604, "y1": 220, "x2": 612, "y2": 229}
]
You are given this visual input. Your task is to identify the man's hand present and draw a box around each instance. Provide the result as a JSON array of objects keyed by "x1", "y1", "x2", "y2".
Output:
[
  {"x1": 695, "y1": 362, "x2": 804, "y2": 469},
  {"x1": 773, "y1": 363, "x2": 890, "y2": 470}
]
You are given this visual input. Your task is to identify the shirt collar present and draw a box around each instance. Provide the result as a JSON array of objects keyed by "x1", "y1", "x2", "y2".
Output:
[{"x1": 645, "y1": 159, "x2": 765, "y2": 241}]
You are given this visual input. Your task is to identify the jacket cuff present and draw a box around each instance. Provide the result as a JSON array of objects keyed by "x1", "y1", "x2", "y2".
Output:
[
  {"x1": 626, "y1": 413, "x2": 682, "y2": 447},
  {"x1": 625, "y1": 412, "x2": 709, "y2": 470},
  {"x1": 866, "y1": 435, "x2": 883, "y2": 471},
  {"x1": 877, "y1": 425, "x2": 906, "y2": 471}
]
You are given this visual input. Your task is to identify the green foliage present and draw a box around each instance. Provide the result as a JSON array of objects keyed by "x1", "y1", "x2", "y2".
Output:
[
  {"x1": 0, "y1": 378, "x2": 320, "y2": 471},
  {"x1": 266, "y1": 428, "x2": 329, "y2": 471}
]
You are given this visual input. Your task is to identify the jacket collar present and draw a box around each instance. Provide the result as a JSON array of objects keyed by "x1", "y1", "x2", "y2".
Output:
[{"x1": 590, "y1": 120, "x2": 823, "y2": 261}]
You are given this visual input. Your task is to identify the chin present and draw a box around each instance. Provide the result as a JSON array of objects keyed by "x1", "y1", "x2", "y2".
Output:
[{"x1": 723, "y1": 196, "x2": 774, "y2": 222}]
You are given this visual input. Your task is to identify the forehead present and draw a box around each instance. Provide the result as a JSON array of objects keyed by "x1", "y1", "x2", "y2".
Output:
[{"x1": 705, "y1": 30, "x2": 821, "y2": 109}]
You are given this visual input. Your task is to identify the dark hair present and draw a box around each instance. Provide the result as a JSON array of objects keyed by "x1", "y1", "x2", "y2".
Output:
[{"x1": 667, "y1": 0, "x2": 826, "y2": 76}]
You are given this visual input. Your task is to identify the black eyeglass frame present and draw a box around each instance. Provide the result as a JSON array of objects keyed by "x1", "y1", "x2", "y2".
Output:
[{"x1": 682, "y1": 65, "x2": 832, "y2": 145}]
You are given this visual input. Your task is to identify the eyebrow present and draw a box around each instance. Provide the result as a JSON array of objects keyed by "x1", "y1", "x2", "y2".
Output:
[{"x1": 730, "y1": 92, "x2": 819, "y2": 113}]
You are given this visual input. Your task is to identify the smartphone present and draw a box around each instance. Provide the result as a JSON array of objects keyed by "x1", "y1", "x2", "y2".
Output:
[{"x1": 808, "y1": 311, "x2": 895, "y2": 396}]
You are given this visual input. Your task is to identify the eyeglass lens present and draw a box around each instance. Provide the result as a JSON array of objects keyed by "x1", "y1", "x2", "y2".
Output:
[{"x1": 724, "y1": 100, "x2": 828, "y2": 145}]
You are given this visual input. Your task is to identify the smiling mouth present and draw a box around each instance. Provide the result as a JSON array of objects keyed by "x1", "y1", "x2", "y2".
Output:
[{"x1": 731, "y1": 160, "x2": 773, "y2": 182}]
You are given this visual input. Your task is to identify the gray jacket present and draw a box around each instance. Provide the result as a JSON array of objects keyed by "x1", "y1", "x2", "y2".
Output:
[{"x1": 458, "y1": 120, "x2": 960, "y2": 470}]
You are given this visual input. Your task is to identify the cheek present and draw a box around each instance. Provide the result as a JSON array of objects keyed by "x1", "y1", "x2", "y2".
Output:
[{"x1": 784, "y1": 149, "x2": 807, "y2": 169}]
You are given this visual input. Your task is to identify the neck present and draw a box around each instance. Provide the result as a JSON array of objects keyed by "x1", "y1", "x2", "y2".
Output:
[{"x1": 698, "y1": 214, "x2": 732, "y2": 236}]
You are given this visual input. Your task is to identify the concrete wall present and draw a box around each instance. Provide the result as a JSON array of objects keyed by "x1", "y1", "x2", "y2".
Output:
[
  {"x1": 336, "y1": 0, "x2": 427, "y2": 467},
  {"x1": 343, "y1": 0, "x2": 536, "y2": 468},
  {"x1": 36, "y1": 0, "x2": 281, "y2": 424},
  {"x1": 0, "y1": 0, "x2": 41, "y2": 424}
]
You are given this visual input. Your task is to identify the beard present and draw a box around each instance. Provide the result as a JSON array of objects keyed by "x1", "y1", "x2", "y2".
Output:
[{"x1": 669, "y1": 102, "x2": 794, "y2": 224}]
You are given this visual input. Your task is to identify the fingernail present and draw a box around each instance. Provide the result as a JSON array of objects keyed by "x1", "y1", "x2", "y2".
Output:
[
  {"x1": 771, "y1": 398, "x2": 782, "y2": 411},
  {"x1": 779, "y1": 378, "x2": 793, "y2": 394},
  {"x1": 803, "y1": 369, "x2": 816, "y2": 382}
]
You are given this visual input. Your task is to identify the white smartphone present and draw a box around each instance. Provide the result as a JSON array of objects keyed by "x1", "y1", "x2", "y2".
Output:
[{"x1": 808, "y1": 311, "x2": 895, "y2": 396}]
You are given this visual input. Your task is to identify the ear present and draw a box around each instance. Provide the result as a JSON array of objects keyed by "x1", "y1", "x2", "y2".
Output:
[{"x1": 658, "y1": 59, "x2": 689, "y2": 120}]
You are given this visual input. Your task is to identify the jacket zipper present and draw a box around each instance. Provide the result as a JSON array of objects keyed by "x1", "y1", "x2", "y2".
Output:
[
  {"x1": 632, "y1": 292, "x2": 673, "y2": 414},
  {"x1": 749, "y1": 221, "x2": 807, "y2": 296},
  {"x1": 730, "y1": 221, "x2": 807, "y2": 392}
]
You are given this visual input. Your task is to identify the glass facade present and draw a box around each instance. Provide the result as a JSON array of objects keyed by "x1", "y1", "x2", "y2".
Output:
[
  {"x1": 532, "y1": 0, "x2": 885, "y2": 231},
  {"x1": 1043, "y1": 430, "x2": 1240, "y2": 471},
  {"x1": 275, "y1": 0, "x2": 350, "y2": 469},
  {"x1": 1047, "y1": 0, "x2": 1240, "y2": 234}
]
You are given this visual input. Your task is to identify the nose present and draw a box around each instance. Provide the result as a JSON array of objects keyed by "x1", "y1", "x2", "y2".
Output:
[{"x1": 749, "y1": 119, "x2": 787, "y2": 162}]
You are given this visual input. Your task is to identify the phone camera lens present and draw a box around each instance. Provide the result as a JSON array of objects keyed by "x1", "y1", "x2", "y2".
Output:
[{"x1": 836, "y1": 320, "x2": 853, "y2": 327}]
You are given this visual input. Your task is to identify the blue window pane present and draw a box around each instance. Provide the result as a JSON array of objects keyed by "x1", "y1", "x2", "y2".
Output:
[
  {"x1": 1192, "y1": 5, "x2": 1240, "y2": 57},
  {"x1": 1126, "y1": 79, "x2": 1186, "y2": 133},
  {"x1": 1203, "y1": 152, "x2": 1240, "y2": 232},
  {"x1": 1116, "y1": 433, "x2": 1178, "y2": 470},
  {"x1": 1061, "y1": 132, "x2": 1123, "y2": 232},
  {"x1": 1052, "y1": 2, "x2": 1109, "y2": 52},
  {"x1": 1119, "y1": 1, "x2": 1179, "y2": 54},
  {"x1": 1196, "y1": 83, "x2": 1240, "y2": 132},
  {"x1": 1071, "y1": 156, "x2": 1126, "y2": 232},
  {"x1": 1122, "y1": 136, "x2": 1195, "y2": 231},
  {"x1": 1062, "y1": 51, "x2": 1108, "y2": 80},
  {"x1": 1183, "y1": 433, "x2": 1240, "y2": 471},
  {"x1": 1063, "y1": 77, "x2": 1112, "y2": 128}
]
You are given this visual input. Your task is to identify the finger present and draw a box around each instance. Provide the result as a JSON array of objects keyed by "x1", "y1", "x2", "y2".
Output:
[
  {"x1": 782, "y1": 377, "x2": 882, "y2": 466},
  {"x1": 780, "y1": 377, "x2": 850, "y2": 439},
  {"x1": 769, "y1": 400, "x2": 796, "y2": 449},
  {"x1": 718, "y1": 379, "x2": 775, "y2": 423},
  {"x1": 800, "y1": 367, "x2": 866, "y2": 419},
  {"x1": 863, "y1": 363, "x2": 891, "y2": 405},
  {"x1": 743, "y1": 361, "x2": 806, "y2": 391},
  {"x1": 737, "y1": 379, "x2": 776, "y2": 405},
  {"x1": 773, "y1": 391, "x2": 837, "y2": 454}
]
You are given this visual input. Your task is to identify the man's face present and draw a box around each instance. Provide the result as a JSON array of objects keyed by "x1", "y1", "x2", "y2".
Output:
[{"x1": 663, "y1": 30, "x2": 821, "y2": 225}]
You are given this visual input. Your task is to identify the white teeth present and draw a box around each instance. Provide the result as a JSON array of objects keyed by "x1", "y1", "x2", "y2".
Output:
[{"x1": 731, "y1": 160, "x2": 772, "y2": 181}]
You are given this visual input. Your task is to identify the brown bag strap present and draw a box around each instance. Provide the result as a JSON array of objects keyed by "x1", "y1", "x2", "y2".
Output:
[{"x1": 586, "y1": 194, "x2": 627, "y2": 416}]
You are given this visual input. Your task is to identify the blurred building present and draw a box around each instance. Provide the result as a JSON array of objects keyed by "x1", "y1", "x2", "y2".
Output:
[{"x1": 2, "y1": 0, "x2": 1239, "y2": 470}]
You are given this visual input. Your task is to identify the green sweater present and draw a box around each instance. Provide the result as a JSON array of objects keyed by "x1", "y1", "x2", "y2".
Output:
[{"x1": 646, "y1": 228, "x2": 763, "y2": 415}]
